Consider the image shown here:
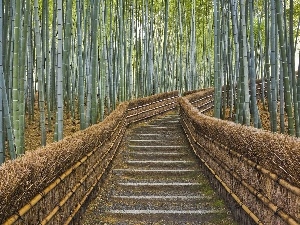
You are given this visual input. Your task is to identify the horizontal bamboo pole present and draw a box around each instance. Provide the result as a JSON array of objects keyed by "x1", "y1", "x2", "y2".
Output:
[
  {"x1": 127, "y1": 95, "x2": 178, "y2": 111},
  {"x1": 129, "y1": 106, "x2": 177, "y2": 124},
  {"x1": 127, "y1": 97, "x2": 177, "y2": 115},
  {"x1": 126, "y1": 101, "x2": 176, "y2": 119},
  {"x1": 181, "y1": 116, "x2": 263, "y2": 225},
  {"x1": 190, "y1": 94, "x2": 214, "y2": 104}
]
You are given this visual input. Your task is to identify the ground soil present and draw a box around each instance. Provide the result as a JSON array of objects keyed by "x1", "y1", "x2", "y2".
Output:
[{"x1": 24, "y1": 102, "x2": 81, "y2": 152}]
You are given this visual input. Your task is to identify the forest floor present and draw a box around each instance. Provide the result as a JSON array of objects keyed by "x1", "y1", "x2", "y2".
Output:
[{"x1": 24, "y1": 102, "x2": 81, "y2": 153}]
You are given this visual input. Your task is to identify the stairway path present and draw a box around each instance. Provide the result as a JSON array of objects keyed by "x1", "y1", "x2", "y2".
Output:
[{"x1": 81, "y1": 112, "x2": 237, "y2": 225}]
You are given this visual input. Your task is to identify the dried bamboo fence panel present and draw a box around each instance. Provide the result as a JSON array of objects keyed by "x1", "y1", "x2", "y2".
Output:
[
  {"x1": 179, "y1": 95, "x2": 300, "y2": 225},
  {"x1": 0, "y1": 91, "x2": 179, "y2": 224}
]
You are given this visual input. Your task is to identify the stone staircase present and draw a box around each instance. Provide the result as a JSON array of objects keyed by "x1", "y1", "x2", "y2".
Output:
[{"x1": 81, "y1": 113, "x2": 236, "y2": 224}]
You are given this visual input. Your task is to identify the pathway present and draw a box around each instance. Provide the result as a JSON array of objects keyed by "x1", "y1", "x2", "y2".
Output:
[{"x1": 81, "y1": 112, "x2": 236, "y2": 224}]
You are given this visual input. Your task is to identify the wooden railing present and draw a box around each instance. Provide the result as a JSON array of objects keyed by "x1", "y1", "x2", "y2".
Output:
[{"x1": 0, "y1": 91, "x2": 179, "y2": 225}]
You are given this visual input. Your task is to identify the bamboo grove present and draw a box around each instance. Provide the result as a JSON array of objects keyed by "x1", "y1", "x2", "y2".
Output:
[
  {"x1": 0, "y1": 0, "x2": 213, "y2": 163},
  {"x1": 0, "y1": 0, "x2": 299, "y2": 164},
  {"x1": 213, "y1": 0, "x2": 300, "y2": 135}
]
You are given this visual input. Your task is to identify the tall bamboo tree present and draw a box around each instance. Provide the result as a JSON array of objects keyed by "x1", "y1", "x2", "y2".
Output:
[
  {"x1": 0, "y1": 0, "x2": 3, "y2": 164},
  {"x1": 35, "y1": 0, "x2": 46, "y2": 146},
  {"x1": 12, "y1": 0, "x2": 21, "y2": 155},
  {"x1": 275, "y1": 0, "x2": 294, "y2": 135},
  {"x1": 76, "y1": 0, "x2": 85, "y2": 130},
  {"x1": 56, "y1": 0, "x2": 64, "y2": 141}
]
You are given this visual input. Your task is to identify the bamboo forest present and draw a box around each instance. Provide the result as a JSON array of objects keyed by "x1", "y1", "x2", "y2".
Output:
[{"x1": 0, "y1": 0, "x2": 299, "y2": 165}]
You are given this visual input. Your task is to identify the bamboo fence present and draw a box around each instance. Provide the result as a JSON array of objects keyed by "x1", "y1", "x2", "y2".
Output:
[
  {"x1": 0, "y1": 91, "x2": 179, "y2": 224},
  {"x1": 179, "y1": 89, "x2": 299, "y2": 225}
]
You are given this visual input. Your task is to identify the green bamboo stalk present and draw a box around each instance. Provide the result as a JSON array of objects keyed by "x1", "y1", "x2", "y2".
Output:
[
  {"x1": 7, "y1": 0, "x2": 15, "y2": 108},
  {"x1": 63, "y1": 0, "x2": 73, "y2": 116},
  {"x1": 177, "y1": 0, "x2": 183, "y2": 93},
  {"x1": 214, "y1": 0, "x2": 221, "y2": 118},
  {"x1": 190, "y1": 0, "x2": 196, "y2": 90},
  {"x1": 19, "y1": 0, "x2": 30, "y2": 152},
  {"x1": 240, "y1": 0, "x2": 250, "y2": 126},
  {"x1": 275, "y1": 0, "x2": 294, "y2": 135},
  {"x1": 35, "y1": 0, "x2": 46, "y2": 146},
  {"x1": 0, "y1": 0, "x2": 3, "y2": 163},
  {"x1": 2, "y1": 74, "x2": 15, "y2": 159},
  {"x1": 288, "y1": 0, "x2": 299, "y2": 137},
  {"x1": 91, "y1": 1, "x2": 99, "y2": 125},
  {"x1": 50, "y1": 0, "x2": 57, "y2": 115},
  {"x1": 248, "y1": 0, "x2": 261, "y2": 128},
  {"x1": 161, "y1": 0, "x2": 169, "y2": 93},
  {"x1": 13, "y1": 0, "x2": 21, "y2": 155},
  {"x1": 27, "y1": 7, "x2": 34, "y2": 123},
  {"x1": 127, "y1": 0, "x2": 134, "y2": 98},
  {"x1": 56, "y1": 0, "x2": 64, "y2": 141},
  {"x1": 76, "y1": 0, "x2": 85, "y2": 130},
  {"x1": 270, "y1": 0, "x2": 277, "y2": 132},
  {"x1": 44, "y1": 0, "x2": 52, "y2": 132}
]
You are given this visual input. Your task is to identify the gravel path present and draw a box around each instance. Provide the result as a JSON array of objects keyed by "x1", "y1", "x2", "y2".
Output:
[{"x1": 80, "y1": 112, "x2": 237, "y2": 224}]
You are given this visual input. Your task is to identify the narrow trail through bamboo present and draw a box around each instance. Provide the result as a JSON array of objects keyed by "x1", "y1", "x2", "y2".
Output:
[{"x1": 81, "y1": 112, "x2": 237, "y2": 224}]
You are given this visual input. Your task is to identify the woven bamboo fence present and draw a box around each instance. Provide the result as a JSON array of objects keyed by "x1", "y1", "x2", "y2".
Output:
[
  {"x1": 184, "y1": 79, "x2": 267, "y2": 114},
  {"x1": 0, "y1": 91, "x2": 179, "y2": 225},
  {"x1": 179, "y1": 90, "x2": 300, "y2": 225}
]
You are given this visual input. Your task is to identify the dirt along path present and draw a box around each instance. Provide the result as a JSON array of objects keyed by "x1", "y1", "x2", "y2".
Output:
[{"x1": 80, "y1": 112, "x2": 237, "y2": 224}]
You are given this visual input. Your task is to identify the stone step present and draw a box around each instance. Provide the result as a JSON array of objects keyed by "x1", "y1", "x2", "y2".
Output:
[
  {"x1": 130, "y1": 133, "x2": 187, "y2": 140},
  {"x1": 101, "y1": 209, "x2": 227, "y2": 224},
  {"x1": 112, "y1": 169, "x2": 202, "y2": 183},
  {"x1": 112, "y1": 169, "x2": 201, "y2": 182},
  {"x1": 133, "y1": 128, "x2": 184, "y2": 134},
  {"x1": 113, "y1": 181, "x2": 205, "y2": 196},
  {"x1": 109, "y1": 195, "x2": 215, "y2": 211},
  {"x1": 128, "y1": 139, "x2": 187, "y2": 144},
  {"x1": 111, "y1": 194, "x2": 210, "y2": 201},
  {"x1": 127, "y1": 145, "x2": 189, "y2": 152},
  {"x1": 125, "y1": 160, "x2": 196, "y2": 168},
  {"x1": 125, "y1": 151, "x2": 191, "y2": 161}
]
